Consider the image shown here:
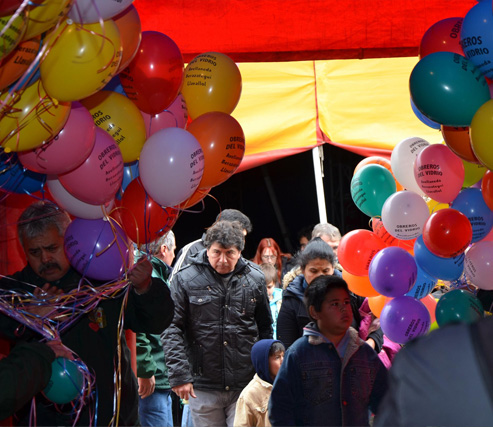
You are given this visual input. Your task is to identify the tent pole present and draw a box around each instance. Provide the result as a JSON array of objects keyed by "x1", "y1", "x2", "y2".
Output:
[{"x1": 312, "y1": 146, "x2": 327, "y2": 224}]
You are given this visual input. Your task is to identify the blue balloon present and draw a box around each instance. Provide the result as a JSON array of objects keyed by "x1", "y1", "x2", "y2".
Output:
[
  {"x1": 116, "y1": 161, "x2": 139, "y2": 200},
  {"x1": 0, "y1": 152, "x2": 46, "y2": 194},
  {"x1": 451, "y1": 188, "x2": 493, "y2": 242},
  {"x1": 461, "y1": 1, "x2": 493, "y2": 79},
  {"x1": 414, "y1": 235, "x2": 464, "y2": 281},
  {"x1": 405, "y1": 265, "x2": 438, "y2": 299},
  {"x1": 103, "y1": 74, "x2": 127, "y2": 96},
  {"x1": 410, "y1": 98, "x2": 441, "y2": 130}
]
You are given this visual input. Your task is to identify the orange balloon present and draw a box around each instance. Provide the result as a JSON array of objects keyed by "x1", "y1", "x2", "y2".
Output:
[
  {"x1": 342, "y1": 270, "x2": 380, "y2": 297},
  {"x1": 181, "y1": 52, "x2": 242, "y2": 119},
  {"x1": 368, "y1": 295, "x2": 392, "y2": 318},
  {"x1": 441, "y1": 125, "x2": 479, "y2": 164},
  {"x1": 113, "y1": 4, "x2": 141, "y2": 72},
  {"x1": 354, "y1": 156, "x2": 404, "y2": 191},
  {"x1": 0, "y1": 35, "x2": 40, "y2": 91},
  {"x1": 187, "y1": 112, "x2": 245, "y2": 188},
  {"x1": 420, "y1": 294, "x2": 437, "y2": 324}
]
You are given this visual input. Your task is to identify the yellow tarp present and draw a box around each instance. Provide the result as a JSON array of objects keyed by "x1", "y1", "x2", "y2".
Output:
[{"x1": 234, "y1": 57, "x2": 443, "y2": 170}]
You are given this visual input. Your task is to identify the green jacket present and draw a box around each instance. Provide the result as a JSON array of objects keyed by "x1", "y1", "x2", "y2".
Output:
[
  {"x1": 0, "y1": 264, "x2": 174, "y2": 426},
  {"x1": 136, "y1": 255, "x2": 172, "y2": 390}
]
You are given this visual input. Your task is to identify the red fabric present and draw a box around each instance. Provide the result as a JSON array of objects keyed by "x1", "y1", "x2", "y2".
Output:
[{"x1": 134, "y1": 0, "x2": 476, "y2": 62}]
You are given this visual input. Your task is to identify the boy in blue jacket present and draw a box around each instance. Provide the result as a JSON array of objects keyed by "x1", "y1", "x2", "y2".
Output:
[{"x1": 269, "y1": 275, "x2": 387, "y2": 426}]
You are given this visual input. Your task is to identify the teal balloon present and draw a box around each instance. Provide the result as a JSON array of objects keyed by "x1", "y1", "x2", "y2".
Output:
[
  {"x1": 350, "y1": 164, "x2": 396, "y2": 218},
  {"x1": 410, "y1": 51, "x2": 490, "y2": 127},
  {"x1": 435, "y1": 289, "x2": 484, "y2": 327},
  {"x1": 43, "y1": 357, "x2": 83, "y2": 404}
]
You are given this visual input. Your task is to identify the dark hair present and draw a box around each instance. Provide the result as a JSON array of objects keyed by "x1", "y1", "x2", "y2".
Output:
[
  {"x1": 304, "y1": 275, "x2": 349, "y2": 320},
  {"x1": 18, "y1": 201, "x2": 71, "y2": 245},
  {"x1": 204, "y1": 220, "x2": 245, "y2": 251},
  {"x1": 297, "y1": 225, "x2": 313, "y2": 242},
  {"x1": 269, "y1": 341, "x2": 285, "y2": 356},
  {"x1": 298, "y1": 237, "x2": 336, "y2": 269},
  {"x1": 260, "y1": 263, "x2": 278, "y2": 285},
  {"x1": 215, "y1": 209, "x2": 252, "y2": 233}
]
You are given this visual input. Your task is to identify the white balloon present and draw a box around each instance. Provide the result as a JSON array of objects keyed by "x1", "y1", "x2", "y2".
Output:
[
  {"x1": 47, "y1": 176, "x2": 114, "y2": 219},
  {"x1": 464, "y1": 240, "x2": 493, "y2": 290},
  {"x1": 381, "y1": 190, "x2": 430, "y2": 240},
  {"x1": 68, "y1": 0, "x2": 134, "y2": 24},
  {"x1": 391, "y1": 137, "x2": 430, "y2": 195}
]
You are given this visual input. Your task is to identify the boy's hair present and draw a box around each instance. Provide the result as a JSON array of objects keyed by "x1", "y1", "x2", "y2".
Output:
[
  {"x1": 304, "y1": 275, "x2": 350, "y2": 320},
  {"x1": 260, "y1": 263, "x2": 278, "y2": 285},
  {"x1": 269, "y1": 341, "x2": 285, "y2": 356}
]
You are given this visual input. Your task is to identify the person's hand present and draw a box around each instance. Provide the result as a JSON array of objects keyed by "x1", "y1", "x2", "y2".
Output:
[
  {"x1": 128, "y1": 258, "x2": 153, "y2": 295},
  {"x1": 46, "y1": 339, "x2": 74, "y2": 360},
  {"x1": 366, "y1": 337, "x2": 376, "y2": 350},
  {"x1": 138, "y1": 376, "x2": 156, "y2": 399},
  {"x1": 28, "y1": 284, "x2": 63, "y2": 318},
  {"x1": 172, "y1": 382, "x2": 196, "y2": 400}
]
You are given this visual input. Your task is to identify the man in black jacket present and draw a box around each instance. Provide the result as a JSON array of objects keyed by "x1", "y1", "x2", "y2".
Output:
[
  {"x1": 162, "y1": 221, "x2": 273, "y2": 427},
  {"x1": 0, "y1": 201, "x2": 174, "y2": 426}
]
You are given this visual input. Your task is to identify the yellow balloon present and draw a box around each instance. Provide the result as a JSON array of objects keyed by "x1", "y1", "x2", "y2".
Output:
[
  {"x1": 0, "y1": 80, "x2": 71, "y2": 152},
  {"x1": 40, "y1": 18, "x2": 122, "y2": 102},
  {"x1": 470, "y1": 99, "x2": 493, "y2": 170},
  {"x1": 426, "y1": 198, "x2": 449, "y2": 214},
  {"x1": 0, "y1": 9, "x2": 28, "y2": 61},
  {"x1": 81, "y1": 90, "x2": 146, "y2": 163},
  {"x1": 181, "y1": 52, "x2": 242, "y2": 119},
  {"x1": 462, "y1": 159, "x2": 487, "y2": 188},
  {"x1": 23, "y1": 0, "x2": 73, "y2": 41}
]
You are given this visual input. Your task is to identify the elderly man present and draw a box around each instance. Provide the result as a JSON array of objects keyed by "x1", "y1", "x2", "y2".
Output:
[
  {"x1": 312, "y1": 222, "x2": 342, "y2": 255},
  {"x1": 163, "y1": 221, "x2": 273, "y2": 427},
  {"x1": 0, "y1": 201, "x2": 174, "y2": 426}
]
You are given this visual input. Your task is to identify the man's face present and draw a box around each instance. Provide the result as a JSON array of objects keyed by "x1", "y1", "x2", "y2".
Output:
[
  {"x1": 23, "y1": 226, "x2": 71, "y2": 282},
  {"x1": 207, "y1": 242, "x2": 241, "y2": 274},
  {"x1": 266, "y1": 281, "x2": 275, "y2": 299},
  {"x1": 163, "y1": 244, "x2": 176, "y2": 266},
  {"x1": 320, "y1": 235, "x2": 340, "y2": 254},
  {"x1": 299, "y1": 236, "x2": 309, "y2": 251}
]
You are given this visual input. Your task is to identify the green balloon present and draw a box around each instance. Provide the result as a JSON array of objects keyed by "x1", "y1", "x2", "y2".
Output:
[
  {"x1": 435, "y1": 289, "x2": 484, "y2": 327},
  {"x1": 410, "y1": 52, "x2": 491, "y2": 127},
  {"x1": 43, "y1": 357, "x2": 83, "y2": 404},
  {"x1": 350, "y1": 164, "x2": 396, "y2": 218}
]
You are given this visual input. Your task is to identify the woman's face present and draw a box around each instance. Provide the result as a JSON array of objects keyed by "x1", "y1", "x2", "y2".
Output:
[
  {"x1": 261, "y1": 247, "x2": 278, "y2": 265},
  {"x1": 302, "y1": 258, "x2": 334, "y2": 285}
]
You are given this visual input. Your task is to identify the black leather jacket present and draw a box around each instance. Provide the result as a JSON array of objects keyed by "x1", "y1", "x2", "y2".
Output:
[{"x1": 162, "y1": 250, "x2": 273, "y2": 391}]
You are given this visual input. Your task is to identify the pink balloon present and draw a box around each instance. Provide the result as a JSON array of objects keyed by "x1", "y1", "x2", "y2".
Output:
[
  {"x1": 414, "y1": 144, "x2": 464, "y2": 203},
  {"x1": 58, "y1": 128, "x2": 124, "y2": 205},
  {"x1": 47, "y1": 176, "x2": 114, "y2": 219},
  {"x1": 138, "y1": 128, "x2": 204, "y2": 207},
  {"x1": 141, "y1": 93, "x2": 188, "y2": 138},
  {"x1": 18, "y1": 102, "x2": 95, "y2": 175},
  {"x1": 464, "y1": 240, "x2": 493, "y2": 290}
]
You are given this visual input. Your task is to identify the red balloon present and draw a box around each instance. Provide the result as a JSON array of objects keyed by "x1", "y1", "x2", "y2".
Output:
[
  {"x1": 117, "y1": 177, "x2": 178, "y2": 244},
  {"x1": 338, "y1": 229, "x2": 387, "y2": 276},
  {"x1": 481, "y1": 170, "x2": 493, "y2": 211},
  {"x1": 119, "y1": 31, "x2": 184, "y2": 115},
  {"x1": 0, "y1": 0, "x2": 22, "y2": 16},
  {"x1": 419, "y1": 17, "x2": 464, "y2": 59},
  {"x1": 422, "y1": 208, "x2": 472, "y2": 258}
]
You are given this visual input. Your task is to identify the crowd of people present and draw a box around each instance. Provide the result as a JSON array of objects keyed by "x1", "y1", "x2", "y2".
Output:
[{"x1": 1, "y1": 202, "x2": 492, "y2": 426}]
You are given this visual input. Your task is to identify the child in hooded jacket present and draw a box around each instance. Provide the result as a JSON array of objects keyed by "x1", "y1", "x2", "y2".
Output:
[{"x1": 234, "y1": 339, "x2": 285, "y2": 427}]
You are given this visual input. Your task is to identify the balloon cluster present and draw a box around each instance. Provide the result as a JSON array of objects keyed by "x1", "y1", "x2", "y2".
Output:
[
  {"x1": 0, "y1": 0, "x2": 247, "y2": 269},
  {"x1": 341, "y1": 2, "x2": 493, "y2": 344}
]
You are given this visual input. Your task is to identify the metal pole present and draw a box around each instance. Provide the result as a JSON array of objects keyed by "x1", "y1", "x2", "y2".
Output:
[{"x1": 312, "y1": 146, "x2": 327, "y2": 223}]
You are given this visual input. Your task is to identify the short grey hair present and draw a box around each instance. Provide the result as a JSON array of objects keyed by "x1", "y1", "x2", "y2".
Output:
[
  {"x1": 204, "y1": 221, "x2": 245, "y2": 251},
  {"x1": 18, "y1": 201, "x2": 71, "y2": 246},
  {"x1": 140, "y1": 230, "x2": 176, "y2": 256},
  {"x1": 311, "y1": 223, "x2": 341, "y2": 241}
]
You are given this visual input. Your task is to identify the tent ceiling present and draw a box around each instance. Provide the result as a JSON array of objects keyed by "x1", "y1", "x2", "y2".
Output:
[{"x1": 134, "y1": 0, "x2": 476, "y2": 62}]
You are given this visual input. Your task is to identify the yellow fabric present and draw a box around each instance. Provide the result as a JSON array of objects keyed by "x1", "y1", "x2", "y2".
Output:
[{"x1": 233, "y1": 58, "x2": 443, "y2": 163}]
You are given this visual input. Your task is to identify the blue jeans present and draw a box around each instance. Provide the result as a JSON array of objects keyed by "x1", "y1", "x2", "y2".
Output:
[
  {"x1": 188, "y1": 389, "x2": 241, "y2": 427},
  {"x1": 138, "y1": 389, "x2": 173, "y2": 427},
  {"x1": 181, "y1": 402, "x2": 193, "y2": 427}
]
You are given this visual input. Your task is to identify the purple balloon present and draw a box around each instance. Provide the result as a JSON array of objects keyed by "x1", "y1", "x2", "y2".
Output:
[
  {"x1": 369, "y1": 247, "x2": 418, "y2": 297},
  {"x1": 64, "y1": 218, "x2": 130, "y2": 282},
  {"x1": 380, "y1": 296, "x2": 431, "y2": 345}
]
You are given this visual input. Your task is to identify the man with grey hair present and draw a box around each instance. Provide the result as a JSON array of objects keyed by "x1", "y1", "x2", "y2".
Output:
[
  {"x1": 136, "y1": 231, "x2": 176, "y2": 427},
  {"x1": 163, "y1": 221, "x2": 272, "y2": 427},
  {"x1": 0, "y1": 201, "x2": 174, "y2": 426},
  {"x1": 311, "y1": 222, "x2": 342, "y2": 255}
]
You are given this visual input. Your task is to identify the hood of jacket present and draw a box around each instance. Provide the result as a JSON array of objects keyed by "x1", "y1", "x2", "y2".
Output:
[{"x1": 250, "y1": 338, "x2": 282, "y2": 384}]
